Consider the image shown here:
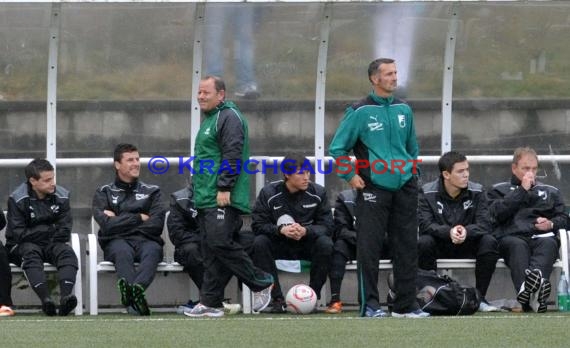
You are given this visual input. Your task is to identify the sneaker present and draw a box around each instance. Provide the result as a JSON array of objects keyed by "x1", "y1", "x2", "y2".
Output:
[
  {"x1": 42, "y1": 298, "x2": 57, "y2": 316},
  {"x1": 392, "y1": 309, "x2": 431, "y2": 318},
  {"x1": 252, "y1": 284, "x2": 273, "y2": 313},
  {"x1": 126, "y1": 305, "x2": 140, "y2": 316},
  {"x1": 222, "y1": 301, "x2": 242, "y2": 315},
  {"x1": 117, "y1": 278, "x2": 131, "y2": 307},
  {"x1": 59, "y1": 294, "x2": 78, "y2": 316},
  {"x1": 517, "y1": 268, "x2": 542, "y2": 306},
  {"x1": 478, "y1": 299, "x2": 500, "y2": 312},
  {"x1": 176, "y1": 300, "x2": 198, "y2": 315},
  {"x1": 184, "y1": 303, "x2": 224, "y2": 318},
  {"x1": 131, "y1": 284, "x2": 150, "y2": 316},
  {"x1": 364, "y1": 306, "x2": 388, "y2": 318},
  {"x1": 235, "y1": 84, "x2": 260, "y2": 99},
  {"x1": 530, "y1": 278, "x2": 551, "y2": 313},
  {"x1": 325, "y1": 301, "x2": 343, "y2": 314},
  {"x1": 0, "y1": 305, "x2": 15, "y2": 317},
  {"x1": 269, "y1": 297, "x2": 287, "y2": 314}
]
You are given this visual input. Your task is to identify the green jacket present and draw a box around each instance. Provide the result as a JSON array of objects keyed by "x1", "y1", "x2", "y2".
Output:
[
  {"x1": 193, "y1": 100, "x2": 251, "y2": 213},
  {"x1": 329, "y1": 91, "x2": 419, "y2": 191}
]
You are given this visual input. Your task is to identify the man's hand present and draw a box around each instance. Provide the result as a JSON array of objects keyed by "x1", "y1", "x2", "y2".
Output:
[
  {"x1": 140, "y1": 213, "x2": 150, "y2": 222},
  {"x1": 450, "y1": 225, "x2": 467, "y2": 244},
  {"x1": 348, "y1": 175, "x2": 365, "y2": 190},
  {"x1": 521, "y1": 172, "x2": 535, "y2": 191},
  {"x1": 103, "y1": 210, "x2": 116, "y2": 217},
  {"x1": 534, "y1": 217, "x2": 554, "y2": 231},
  {"x1": 217, "y1": 191, "x2": 231, "y2": 207},
  {"x1": 279, "y1": 223, "x2": 307, "y2": 241}
]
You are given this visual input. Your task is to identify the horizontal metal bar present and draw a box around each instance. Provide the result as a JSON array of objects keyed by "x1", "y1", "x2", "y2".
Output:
[{"x1": 1, "y1": 154, "x2": 569, "y2": 169}]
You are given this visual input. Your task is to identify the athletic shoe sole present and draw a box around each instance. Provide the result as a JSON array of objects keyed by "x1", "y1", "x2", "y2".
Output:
[
  {"x1": 184, "y1": 304, "x2": 224, "y2": 318},
  {"x1": 42, "y1": 300, "x2": 57, "y2": 317},
  {"x1": 59, "y1": 295, "x2": 78, "y2": 316},
  {"x1": 117, "y1": 278, "x2": 131, "y2": 307},
  {"x1": 517, "y1": 269, "x2": 542, "y2": 305},
  {"x1": 131, "y1": 284, "x2": 150, "y2": 316},
  {"x1": 252, "y1": 284, "x2": 273, "y2": 313}
]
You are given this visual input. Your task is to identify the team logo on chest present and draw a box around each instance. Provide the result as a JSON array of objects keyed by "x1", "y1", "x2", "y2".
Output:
[
  {"x1": 367, "y1": 115, "x2": 383, "y2": 131},
  {"x1": 463, "y1": 200, "x2": 473, "y2": 210},
  {"x1": 398, "y1": 114, "x2": 406, "y2": 128},
  {"x1": 135, "y1": 193, "x2": 149, "y2": 201},
  {"x1": 363, "y1": 192, "x2": 377, "y2": 203},
  {"x1": 437, "y1": 201, "x2": 444, "y2": 214}
]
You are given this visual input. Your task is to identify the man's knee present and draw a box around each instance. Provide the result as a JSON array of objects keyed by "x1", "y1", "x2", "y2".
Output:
[
  {"x1": 314, "y1": 235, "x2": 333, "y2": 256},
  {"x1": 535, "y1": 237, "x2": 559, "y2": 255},
  {"x1": 500, "y1": 236, "x2": 528, "y2": 253},
  {"x1": 252, "y1": 234, "x2": 272, "y2": 252},
  {"x1": 477, "y1": 234, "x2": 499, "y2": 257},
  {"x1": 52, "y1": 244, "x2": 79, "y2": 269},
  {"x1": 140, "y1": 241, "x2": 163, "y2": 260},
  {"x1": 176, "y1": 242, "x2": 202, "y2": 266},
  {"x1": 104, "y1": 239, "x2": 133, "y2": 260},
  {"x1": 17, "y1": 243, "x2": 43, "y2": 269},
  {"x1": 417, "y1": 235, "x2": 437, "y2": 255}
]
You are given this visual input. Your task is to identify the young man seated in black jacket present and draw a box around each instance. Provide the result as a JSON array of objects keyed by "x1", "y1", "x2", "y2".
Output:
[
  {"x1": 488, "y1": 147, "x2": 567, "y2": 313},
  {"x1": 251, "y1": 153, "x2": 334, "y2": 313},
  {"x1": 6, "y1": 159, "x2": 78, "y2": 316},
  {"x1": 92, "y1": 143, "x2": 166, "y2": 316},
  {"x1": 418, "y1": 151, "x2": 500, "y2": 312}
]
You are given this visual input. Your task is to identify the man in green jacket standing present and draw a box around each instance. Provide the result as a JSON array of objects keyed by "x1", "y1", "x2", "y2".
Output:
[
  {"x1": 186, "y1": 75, "x2": 273, "y2": 318},
  {"x1": 329, "y1": 58, "x2": 428, "y2": 318}
]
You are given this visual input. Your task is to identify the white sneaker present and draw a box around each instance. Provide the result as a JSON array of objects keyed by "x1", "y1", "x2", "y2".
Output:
[
  {"x1": 184, "y1": 303, "x2": 224, "y2": 318},
  {"x1": 478, "y1": 301, "x2": 500, "y2": 312},
  {"x1": 222, "y1": 301, "x2": 242, "y2": 315},
  {"x1": 392, "y1": 309, "x2": 430, "y2": 318},
  {"x1": 529, "y1": 278, "x2": 551, "y2": 313},
  {"x1": 252, "y1": 284, "x2": 273, "y2": 313}
]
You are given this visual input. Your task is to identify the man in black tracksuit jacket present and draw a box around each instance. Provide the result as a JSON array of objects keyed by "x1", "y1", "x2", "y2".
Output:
[
  {"x1": 93, "y1": 144, "x2": 166, "y2": 316},
  {"x1": 418, "y1": 152, "x2": 499, "y2": 311},
  {"x1": 6, "y1": 159, "x2": 78, "y2": 316},
  {"x1": 252, "y1": 153, "x2": 334, "y2": 313},
  {"x1": 167, "y1": 186, "x2": 203, "y2": 302},
  {"x1": 488, "y1": 147, "x2": 567, "y2": 313}
]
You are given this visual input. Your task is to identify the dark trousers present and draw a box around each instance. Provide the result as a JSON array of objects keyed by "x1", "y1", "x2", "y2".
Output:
[
  {"x1": 328, "y1": 239, "x2": 356, "y2": 302},
  {"x1": 356, "y1": 178, "x2": 419, "y2": 315},
  {"x1": 199, "y1": 207, "x2": 273, "y2": 308},
  {"x1": 252, "y1": 233, "x2": 333, "y2": 300},
  {"x1": 329, "y1": 237, "x2": 392, "y2": 303},
  {"x1": 9, "y1": 242, "x2": 78, "y2": 300},
  {"x1": 0, "y1": 243, "x2": 13, "y2": 306},
  {"x1": 499, "y1": 235, "x2": 559, "y2": 292},
  {"x1": 103, "y1": 238, "x2": 163, "y2": 289},
  {"x1": 174, "y1": 242, "x2": 204, "y2": 290},
  {"x1": 418, "y1": 234, "x2": 499, "y2": 297}
]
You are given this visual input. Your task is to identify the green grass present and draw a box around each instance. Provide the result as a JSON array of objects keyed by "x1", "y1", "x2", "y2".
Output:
[{"x1": 3, "y1": 311, "x2": 570, "y2": 347}]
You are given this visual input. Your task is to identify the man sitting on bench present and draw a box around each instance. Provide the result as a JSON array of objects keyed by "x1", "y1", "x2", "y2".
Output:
[
  {"x1": 488, "y1": 146, "x2": 568, "y2": 313},
  {"x1": 418, "y1": 151, "x2": 500, "y2": 312}
]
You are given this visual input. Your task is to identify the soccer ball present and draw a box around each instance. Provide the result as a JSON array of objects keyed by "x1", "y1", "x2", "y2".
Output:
[{"x1": 285, "y1": 284, "x2": 317, "y2": 314}]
